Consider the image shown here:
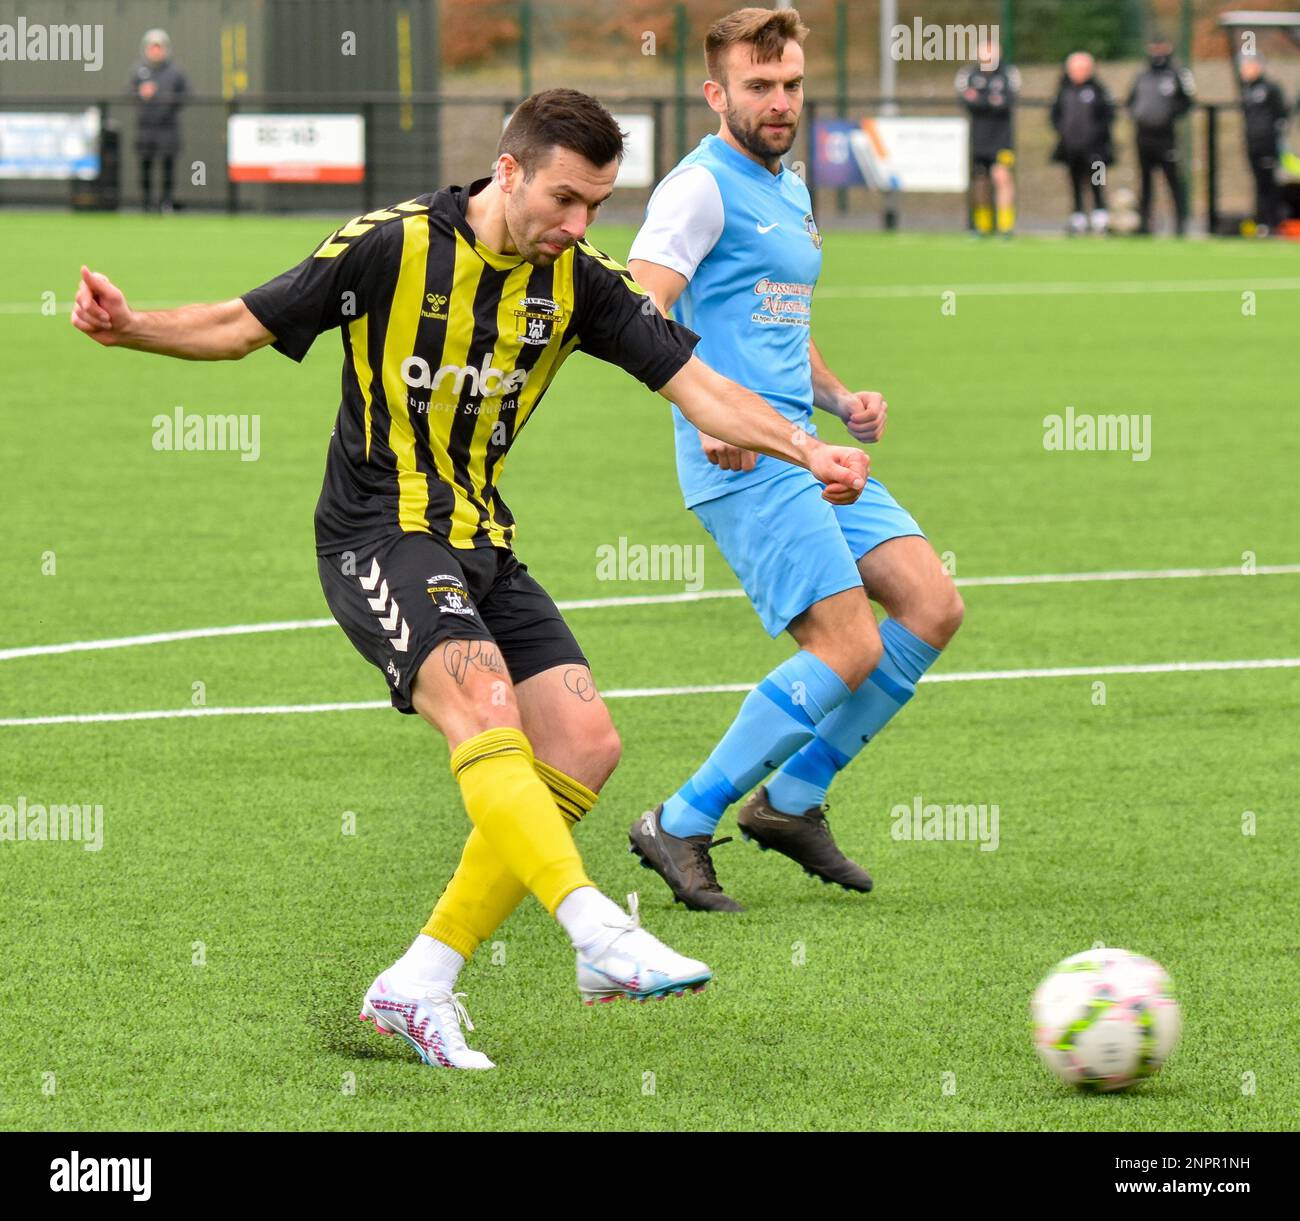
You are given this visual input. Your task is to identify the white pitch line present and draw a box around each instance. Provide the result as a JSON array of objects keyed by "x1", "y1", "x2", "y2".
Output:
[
  {"x1": 955, "y1": 564, "x2": 1300, "y2": 588},
  {"x1": 2, "y1": 657, "x2": 1297, "y2": 728},
  {"x1": 921, "y1": 657, "x2": 1300, "y2": 683},
  {"x1": 14, "y1": 278, "x2": 1300, "y2": 315},
  {"x1": 601, "y1": 657, "x2": 1300, "y2": 696},
  {"x1": 2, "y1": 563, "x2": 1297, "y2": 664},
  {"x1": 554, "y1": 588, "x2": 741, "y2": 611},
  {"x1": 0, "y1": 701, "x2": 388, "y2": 727},
  {"x1": 815, "y1": 277, "x2": 1300, "y2": 300},
  {"x1": 0, "y1": 618, "x2": 338, "y2": 662}
]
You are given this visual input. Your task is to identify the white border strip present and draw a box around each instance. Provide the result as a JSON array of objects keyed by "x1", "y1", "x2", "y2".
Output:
[
  {"x1": 815, "y1": 278, "x2": 1300, "y2": 299},
  {"x1": 2, "y1": 564, "x2": 1297, "y2": 664},
  {"x1": 3, "y1": 657, "x2": 1296, "y2": 728}
]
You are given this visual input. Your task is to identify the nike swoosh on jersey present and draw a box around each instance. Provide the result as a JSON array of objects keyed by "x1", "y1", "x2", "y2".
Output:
[{"x1": 756, "y1": 222, "x2": 779, "y2": 233}]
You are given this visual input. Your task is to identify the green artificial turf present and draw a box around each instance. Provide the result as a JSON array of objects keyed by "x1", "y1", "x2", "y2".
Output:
[{"x1": 1, "y1": 212, "x2": 1297, "y2": 1130}]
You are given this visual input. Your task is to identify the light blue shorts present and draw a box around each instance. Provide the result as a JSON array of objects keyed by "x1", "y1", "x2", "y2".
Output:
[{"x1": 693, "y1": 464, "x2": 925, "y2": 638}]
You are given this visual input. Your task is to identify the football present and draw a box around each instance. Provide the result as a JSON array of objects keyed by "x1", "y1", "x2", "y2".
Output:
[{"x1": 1032, "y1": 947, "x2": 1182, "y2": 1092}]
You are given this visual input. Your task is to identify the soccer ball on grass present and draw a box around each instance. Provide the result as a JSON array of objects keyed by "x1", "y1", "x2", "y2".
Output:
[{"x1": 1031, "y1": 946, "x2": 1181, "y2": 1092}]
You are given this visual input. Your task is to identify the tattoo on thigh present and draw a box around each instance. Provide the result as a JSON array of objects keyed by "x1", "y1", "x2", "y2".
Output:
[
  {"x1": 563, "y1": 667, "x2": 595, "y2": 703},
  {"x1": 442, "y1": 639, "x2": 506, "y2": 686}
]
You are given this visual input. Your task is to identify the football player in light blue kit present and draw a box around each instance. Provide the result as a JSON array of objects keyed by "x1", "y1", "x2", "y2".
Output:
[{"x1": 627, "y1": 6, "x2": 963, "y2": 911}]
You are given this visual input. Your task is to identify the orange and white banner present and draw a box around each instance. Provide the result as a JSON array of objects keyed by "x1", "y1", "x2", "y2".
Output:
[{"x1": 227, "y1": 114, "x2": 364, "y2": 183}]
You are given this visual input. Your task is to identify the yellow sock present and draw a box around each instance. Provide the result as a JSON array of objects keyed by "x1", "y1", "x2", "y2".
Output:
[
  {"x1": 425, "y1": 744, "x2": 597, "y2": 955},
  {"x1": 423, "y1": 828, "x2": 526, "y2": 960},
  {"x1": 974, "y1": 205, "x2": 993, "y2": 234},
  {"x1": 534, "y1": 759, "x2": 597, "y2": 828},
  {"x1": 431, "y1": 728, "x2": 598, "y2": 951},
  {"x1": 997, "y1": 205, "x2": 1015, "y2": 233}
]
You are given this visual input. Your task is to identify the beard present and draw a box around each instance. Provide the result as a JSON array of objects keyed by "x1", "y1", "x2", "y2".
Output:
[
  {"x1": 524, "y1": 232, "x2": 573, "y2": 265},
  {"x1": 504, "y1": 198, "x2": 572, "y2": 266},
  {"x1": 724, "y1": 105, "x2": 797, "y2": 164}
]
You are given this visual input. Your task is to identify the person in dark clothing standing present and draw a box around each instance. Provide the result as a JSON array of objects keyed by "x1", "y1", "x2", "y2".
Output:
[
  {"x1": 1126, "y1": 35, "x2": 1196, "y2": 236},
  {"x1": 1238, "y1": 54, "x2": 1290, "y2": 233},
  {"x1": 1050, "y1": 51, "x2": 1116, "y2": 234},
  {"x1": 956, "y1": 38, "x2": 1021, "y2": 236},
  {"x1": 129, "y1": 29, "x2": 189, "y2": 213}
]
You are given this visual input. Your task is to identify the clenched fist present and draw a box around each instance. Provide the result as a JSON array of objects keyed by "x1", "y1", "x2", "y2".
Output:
[
  {"x1": 840, "y1": 390, "x2": 888, "y2": 444},
  {"x1": 70, "y1": 265, "x2": 133, "y2": 345}
]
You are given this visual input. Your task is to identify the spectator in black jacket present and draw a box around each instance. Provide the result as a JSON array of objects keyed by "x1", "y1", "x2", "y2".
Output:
[
  {"x1": 1126, "y1": 35, "x2": 1196, "y2": 236},
  {"x1": 1239, "y1": 54, "x2": 1290, "y2": 232},
  {"x1": 129, "y1": 29, "x2": 189, "y2": 213},
  {"x1": 955, "y1": 38, "x2": 1021, "y2": 236},
  {"x1": 1051, "y1": 52, "x2": 1116, "y2": 235}
]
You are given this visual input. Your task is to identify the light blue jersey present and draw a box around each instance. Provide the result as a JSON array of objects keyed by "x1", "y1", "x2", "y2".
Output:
[
  {"x1": 631, "y1": 135, "x2": 942, "y2": 848},
  {"x1": 628, "y1": 134, "x2": 823, "y2": 508}
]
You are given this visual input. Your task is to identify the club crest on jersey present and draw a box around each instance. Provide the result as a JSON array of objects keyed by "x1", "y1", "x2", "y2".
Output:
[
  {"x1": 803, "y1": 212, "x2": 822, "y2": 250},
  {"x1": 514, "y1": 297, "x2": 562, "y2": 346}
]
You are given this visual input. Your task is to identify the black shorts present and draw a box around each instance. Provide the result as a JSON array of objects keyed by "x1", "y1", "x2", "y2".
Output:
[
  {"x1": 972, "y1": 147, "x2": 1015, "y2": 175},
  {"x1": 318, "y1": 532, "x2": 588, "y2": 715},
  {"x1": 1137, "y1": 133, "x2": 1178, "y2": 163}
]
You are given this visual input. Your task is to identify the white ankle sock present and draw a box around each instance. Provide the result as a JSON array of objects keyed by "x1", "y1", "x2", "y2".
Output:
[
  {"x1": 391, "y1": 934, "x2": 464, "y2": 989},
  {"x1": 556, "y1": 887, "x2": 627, "y2": 951}
]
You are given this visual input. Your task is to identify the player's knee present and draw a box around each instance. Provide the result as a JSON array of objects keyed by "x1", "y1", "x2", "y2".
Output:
[
  {"x1": 568, "y1": 715, "x2": 621, "y2": 790},
  {"x1": 410, "y1": 645, "x2": 520, "y2": 738},
  {"x1": 905, "y1": 586, "x2": 964, "y2": 649},
  {"x1": 931, "y1": 587, "x2": 965, "y2": 647},
  {"x1": 834, "y1": 631, "x2": 882, "y2": 691},
  {"x1": 524, "y1": 678, "x2": 622, "y2": 790},
  {"x1": 433, "y1": 695, "x2": 521, "y2": 742},
  {"x1": 592, "y1": 722, "x2": 622, "y2": 786},
  {"x1": 840, "y1": 614, "x2": 884, "y2": 689},
  {"x1": 861, "y1": 632, "x2": 885, "y2": 682}
]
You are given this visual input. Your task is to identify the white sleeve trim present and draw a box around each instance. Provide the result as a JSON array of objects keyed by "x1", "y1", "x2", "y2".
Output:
[{"x1": 627, "y1": 164, "x2": 725, "y2": 283}]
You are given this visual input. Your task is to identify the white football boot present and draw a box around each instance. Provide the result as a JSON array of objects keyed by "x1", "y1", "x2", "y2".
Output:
[
  {"x1": 576, "y1": 893, "x2": 712, "y2": 1005},
  {"x1": 359, "y1": 972, "x2": 494, "y2": 1069}
]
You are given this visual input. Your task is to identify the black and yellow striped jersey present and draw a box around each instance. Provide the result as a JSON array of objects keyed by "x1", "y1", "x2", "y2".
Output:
[{"x1": 241, "y1": 178, "x2": 699, "y2": 553}]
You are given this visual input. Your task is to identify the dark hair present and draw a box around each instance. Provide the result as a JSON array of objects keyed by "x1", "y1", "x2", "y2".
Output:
[
  {"x1": 705, "y1": 6, "x2": 808, "y2": 85},
  {"x1": 498, "y1": 88, "x2": 625, "y2": 178}
]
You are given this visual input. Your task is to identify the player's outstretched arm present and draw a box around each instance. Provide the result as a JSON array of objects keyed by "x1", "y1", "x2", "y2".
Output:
[
  {"x1": 629, "y1": 255, "x2": 757, "y2": 474},
  {"x1": 660, "y1": 355, "x2": 868, "y2": 505},
  {"x1": 70, "y1": 265, "x2": 275, "y2": 360}
]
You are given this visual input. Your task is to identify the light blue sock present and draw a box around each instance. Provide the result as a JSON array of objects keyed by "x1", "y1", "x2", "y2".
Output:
[
  {"x1": 765, "y1": 619, "x2": 942, "y2": 815},
  {"x1": 660, "y1": 650, "x2": 851, "y2": 838}
]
